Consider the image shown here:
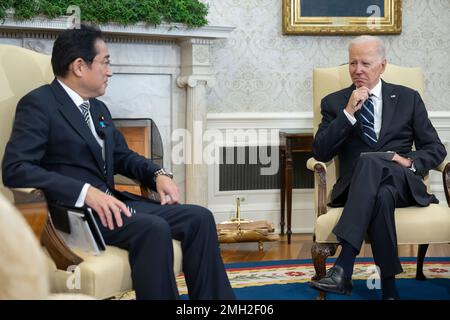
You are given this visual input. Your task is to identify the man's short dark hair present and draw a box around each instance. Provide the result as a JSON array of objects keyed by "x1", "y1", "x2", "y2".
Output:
[{"x1": 51, "y1": 24, "x2": 104, "y2": 77}]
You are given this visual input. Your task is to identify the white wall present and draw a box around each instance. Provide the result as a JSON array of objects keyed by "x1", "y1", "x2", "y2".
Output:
[{"x1": 204, "y1": 0, "x2": 450, "y2": 113}]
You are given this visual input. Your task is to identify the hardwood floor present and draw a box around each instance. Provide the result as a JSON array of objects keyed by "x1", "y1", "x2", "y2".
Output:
[{"x1": 220, "y1": 233, "x2": 450, "y2": 263}]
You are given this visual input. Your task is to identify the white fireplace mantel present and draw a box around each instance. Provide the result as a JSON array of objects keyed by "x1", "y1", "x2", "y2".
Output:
[
  {"x1": 0, "y1": 16, "x2": 235, "y2": 40},
  {"x1": 0, "y1": 17, "x2": 235, "y2": 206}
]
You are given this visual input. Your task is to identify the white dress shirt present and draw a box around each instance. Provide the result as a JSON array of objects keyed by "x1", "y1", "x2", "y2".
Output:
[
  {"x1": 344, "y1": 80, "x2": 383, "y2": 139},
  {"x1": 57, "y1": 80, "x2": 105, "y2": 207}
]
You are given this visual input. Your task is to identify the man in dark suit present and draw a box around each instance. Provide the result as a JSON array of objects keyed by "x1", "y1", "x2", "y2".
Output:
[
  {"x1": 309, "y1": 35, "x2": 446, "y2": 299},
  {"x1": 2, "y1": 25, "x2": 235, "y2": 300}
]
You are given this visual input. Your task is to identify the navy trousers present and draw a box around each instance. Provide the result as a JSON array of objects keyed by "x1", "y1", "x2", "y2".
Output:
[
  {"x1": 95, "y1": 200, "x2": 235, "y2": 300},
  {"x1": 332, "y1": 154, "x2": 425, "y2": 279}
]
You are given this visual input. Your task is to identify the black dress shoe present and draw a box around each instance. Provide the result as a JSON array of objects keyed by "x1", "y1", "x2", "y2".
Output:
[
  {"x1": 309, "y1": 265, "x2": 353, "y2": 295},
  {"x1": 382, "y1": 295, "x2": 399, "y2": 300}
]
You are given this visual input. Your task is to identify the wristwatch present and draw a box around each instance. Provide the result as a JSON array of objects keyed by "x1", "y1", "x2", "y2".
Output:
[{"x1": 154, "y1": 168, "x2": 174, "y2": 180}]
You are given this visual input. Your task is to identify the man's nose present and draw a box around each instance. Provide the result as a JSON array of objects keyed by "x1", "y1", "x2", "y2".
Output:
[{"x1": 354, "y1": 64, "x2": 363, "y2": 73}]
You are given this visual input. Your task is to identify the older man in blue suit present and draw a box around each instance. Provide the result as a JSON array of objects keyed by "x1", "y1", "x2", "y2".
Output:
[{"x1": 309, "y1": 36, "x2": 446, "y2": 299}]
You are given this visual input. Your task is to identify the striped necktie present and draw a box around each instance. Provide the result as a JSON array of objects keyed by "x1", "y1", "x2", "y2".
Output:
[
  {"x1": 105, "y1": 189, "x2": 136, "y2": 214},
  {"x1": 78, "y1": 103, "x2": 134, "y2": 213},
  {"x1": 79, "y1": 103, "x2": 135, "y2": 214},
  {"x1": 360, "y1": 95, "x2": 377, "y2": 145},
  {"x1": 79, "y1": 101, "x2": 92, "y2": 129},
  {"x1": 80, "y1": 102, "x2": 108, "y2": 177}
]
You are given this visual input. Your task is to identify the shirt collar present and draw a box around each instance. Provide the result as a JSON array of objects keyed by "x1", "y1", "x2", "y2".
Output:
[
  {"x1": 370, "y1": 80, "x2": 382, "y2": 100},
  {"x1": 57, "y1": 79, "x2": 88, "y2": 107}
]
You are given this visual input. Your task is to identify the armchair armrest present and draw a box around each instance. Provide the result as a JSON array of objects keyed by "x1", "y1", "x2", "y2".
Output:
[
  {"x1": 11, "y1": 188, "x2": 83, "y2": 270},
  {"x1": 11, "y1": 187, "x2": 46, "y2": 203},
  {"x1": 306, "y1": 157, "x2": 330, "y2": 173},
  {"x1": 432, "y1": 160, "x2": 450, "y2": 173},
  {"x1": 433, "y1": 161, "x2": 450, "y2": 207},
  {"x1": 306, "y1": 157, "x2": 334, "y2": 217},
  {"x1": 12, "y1": 188, "x2": 47, "y2": 239}
]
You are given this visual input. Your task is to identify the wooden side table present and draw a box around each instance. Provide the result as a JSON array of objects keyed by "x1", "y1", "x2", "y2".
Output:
[{"x1": 279, "y1": 131, "x2": 313, "y2": 244}]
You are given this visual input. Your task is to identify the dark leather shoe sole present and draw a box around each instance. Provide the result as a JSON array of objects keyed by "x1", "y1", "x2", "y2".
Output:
[
  {"x1": 383, "y1": 296, "x2": 399, "y2": 300},
  {"x1": 309, "y1": 280, "x2": 352, "y2": 295}
]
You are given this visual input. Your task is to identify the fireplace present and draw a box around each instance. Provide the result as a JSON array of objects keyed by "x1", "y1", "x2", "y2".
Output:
[{"x1": 0, "y1": 17, "x2": 234, "y2": 206}]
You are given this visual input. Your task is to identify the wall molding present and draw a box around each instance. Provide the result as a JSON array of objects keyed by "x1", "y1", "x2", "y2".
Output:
[
  {"x1": 207, "y1": 112, "x2": 313, "y2": 131},
  {"x1": 0, "y1": 16, "x2": 235, "y2": 42},
  {"x1": 207, "y1": 111, "x2": 450, "y2": 131}
]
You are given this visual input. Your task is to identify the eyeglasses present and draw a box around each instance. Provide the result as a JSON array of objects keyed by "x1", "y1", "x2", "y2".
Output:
[
  {"x1": 86, "y1": 59, "x2": 111, "y2": 68},
  {"x1": 90, "y1": 58, "x2": 112, "y2": 68}
]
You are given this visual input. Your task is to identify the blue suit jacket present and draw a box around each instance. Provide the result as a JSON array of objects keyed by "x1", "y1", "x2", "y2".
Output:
[
  {"x1": 2, "y1": 79, "x2": 161, "y2": 205},
  {"x1": 313, "y1": 80, "x2": 447, "y2": 205}
]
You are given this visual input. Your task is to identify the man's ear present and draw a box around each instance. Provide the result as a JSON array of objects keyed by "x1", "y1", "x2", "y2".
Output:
[
  {"x1": 70, "y1": 58, "x2": 86, "y2": 78},
  {"x1": 380, "y1": 59, "x2": 387, "y2": 74}
]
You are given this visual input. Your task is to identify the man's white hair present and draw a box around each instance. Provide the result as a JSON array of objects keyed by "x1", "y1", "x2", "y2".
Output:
[{"x1": 349, "y1": 35, "x2": 386, "y2": 60}]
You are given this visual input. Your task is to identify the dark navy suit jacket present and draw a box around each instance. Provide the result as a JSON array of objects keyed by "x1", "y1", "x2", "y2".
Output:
[
  {"x1": 2, "y1": 79, "x2": 161, "y2": 205},
  {"x1": 313, "y1": 80, "x2": 447, "y2": 206}
]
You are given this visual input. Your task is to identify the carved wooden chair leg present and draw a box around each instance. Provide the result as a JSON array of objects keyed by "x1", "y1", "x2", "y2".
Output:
[
  {"x1": 311, "y1": 242, "x2": 338, "y2": 280},
  {"x1": 311, "y1": 242, "x2": 338, "y2": 300},
  {"x1": 415, "y1": 244, "x2": 429, "y2": 281},
  {"x1": 258, "y1": 241, "x2": 264, "y2": 251}
]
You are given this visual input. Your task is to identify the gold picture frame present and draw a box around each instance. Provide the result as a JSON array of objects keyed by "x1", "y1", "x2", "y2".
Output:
[{"x1": 283, "y1": 0, "x2": 402, "y2": 35}]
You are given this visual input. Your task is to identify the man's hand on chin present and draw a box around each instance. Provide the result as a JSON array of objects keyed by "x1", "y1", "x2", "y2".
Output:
[
  {"x1": 85, "y1": 186, "x2": 132, "y2": 230},
  {"x1": 345, "y1": 86, "x2": 370, "y2": 115},
  {"x1": 156, "y1": 175, "x2": 180, "y2": 205}
]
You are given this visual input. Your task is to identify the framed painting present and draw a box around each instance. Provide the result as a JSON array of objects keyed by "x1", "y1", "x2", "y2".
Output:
[{"x1": 282, "y1": 0, "x2": 402, "y2": 35}]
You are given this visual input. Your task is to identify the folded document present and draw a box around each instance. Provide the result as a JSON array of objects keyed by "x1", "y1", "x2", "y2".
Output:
[
  {"x1": 48, "y1": 203, "x2": 106, "y2": 255},
  {"x1": 360, "y1": 151, "x2": 395, "y2": 161}
]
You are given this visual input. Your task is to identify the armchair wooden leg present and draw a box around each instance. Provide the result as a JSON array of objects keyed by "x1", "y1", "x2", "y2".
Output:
[
  {"x1": 416, "y1": 244, "x2": 429, "y2": 281},
  {"x1": 311, "y1": 242, "x2": 338, "y2": 300},
  {"x1": 311, "y1": 242, "x2": 338, "y2": 280}
]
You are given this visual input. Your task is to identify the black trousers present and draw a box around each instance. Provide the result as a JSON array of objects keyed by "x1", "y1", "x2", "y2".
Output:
[
  {"x1": 95, "y1": 201, "x2": 235, "y2": 300},
  {"x1": 332, "y1": 154, "x2": 423, "y2": 279}
]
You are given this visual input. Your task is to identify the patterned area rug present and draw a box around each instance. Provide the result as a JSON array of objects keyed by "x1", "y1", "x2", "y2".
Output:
[{"x1": 116, "y1": 257, "x2": 450, "y2": 300}]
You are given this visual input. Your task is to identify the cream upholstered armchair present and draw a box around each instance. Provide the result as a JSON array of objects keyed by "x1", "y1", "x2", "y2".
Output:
[
  {"x1": 0, "y1": 44, "x2": 182, "y2": 299},
  {"x1": 0, "y1": 191, "x2": 94, "y2": 299},
  {"x1": 307, "y1": 64, "x2": 450, "y2": 289}
]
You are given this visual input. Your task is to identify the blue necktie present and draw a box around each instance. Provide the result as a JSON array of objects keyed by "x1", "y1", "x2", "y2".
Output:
[{"x1": 360, "y1": 95, "x2": 377, "y2": 145}]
